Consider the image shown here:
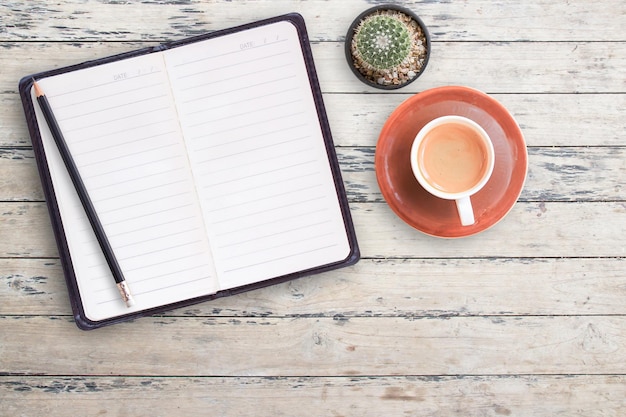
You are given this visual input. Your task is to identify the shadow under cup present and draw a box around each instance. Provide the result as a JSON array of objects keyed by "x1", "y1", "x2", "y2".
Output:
[{"x1": 410, "y1": 115, "x2": 495, "y2": 226}]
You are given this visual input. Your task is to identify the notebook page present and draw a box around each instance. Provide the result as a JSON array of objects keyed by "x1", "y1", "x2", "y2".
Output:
[
  {"x1": 164, "y1": 20, "x2": 352, "y2": 289},
  {"x1": 35, "y1": 53, "x2": 218, "y2": 322}
]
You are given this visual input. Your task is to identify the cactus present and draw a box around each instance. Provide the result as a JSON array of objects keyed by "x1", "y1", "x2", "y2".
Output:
[
  {"x1": 353, "y1": 14, "x2": 412, "y2": 71},
  {"x1": 347, "y1": 8, "x2": 429, "y2": 88}
]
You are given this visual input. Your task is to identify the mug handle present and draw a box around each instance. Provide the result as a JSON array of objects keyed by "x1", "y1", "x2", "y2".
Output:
[{"x1": 455, "y1": 196, "x2": 475, "y2": 226}]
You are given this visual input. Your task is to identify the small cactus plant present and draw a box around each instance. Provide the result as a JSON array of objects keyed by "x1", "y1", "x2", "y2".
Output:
[
  {"x1": 354, "y1": 15, "x2": 412, "y2": 71},
  {"x1": 346, "y1": 6, "x2": 429, "y2": 89}
]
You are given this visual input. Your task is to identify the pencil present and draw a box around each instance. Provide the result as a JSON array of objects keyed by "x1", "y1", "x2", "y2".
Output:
[{"x1": 33, "y1": 79, "x2": 135, "y2": 308}]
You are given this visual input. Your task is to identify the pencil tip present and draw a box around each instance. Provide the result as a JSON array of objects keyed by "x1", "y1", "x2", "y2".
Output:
[{"x1": 32, "y1": 79, "x2": 44, "y2": 97}]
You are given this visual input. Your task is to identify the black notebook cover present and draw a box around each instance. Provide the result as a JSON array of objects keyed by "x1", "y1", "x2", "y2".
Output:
[{"x1": 19, "y1": 13, "x2": 359, "y2": 330}]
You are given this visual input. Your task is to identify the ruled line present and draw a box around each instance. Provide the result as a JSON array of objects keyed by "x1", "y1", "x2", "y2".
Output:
[
  {"x1": 214, "y1": 206, "x2": 329, "y2": 237},
  {"x1": 97, "y1": 191, "x2": 189, "y2": 215},
  {"x1": 211, "y1": 196, "x2": 326, "y2": 225},
  {"x1": 196, "y1": 148, "x2": 314, "y2": 178},
  {"x1": 206, "y1": 183, "x2": 323, "y2": 213},
  {"x1": 63, "y1": 105, "x2": 171, "y2": 134},
  {"x1": 222, "y1": 243, "x2": 339, "y2": 273},
  {"x1": 194, "y1": 135, "x2": 310, "y2": 166},
  {"x1": 203, "y1": 160, "x2": 317, "y2": 188},
  {"x1": 218, "y1": 220, "x2": 332, "y2": 249},
  {"x1": 222, "y1": 231, "x2": 336, "y2": 261},
  {"x1": 57, "y1": 93, "x2": 168, "y2": 121},
  {"x1": 97, "y1": 274, "x2": 212, "y2": 304},
  {"x1": 119, "y1": 240, "x2": 202, "y2": 262},
  {"x1": 114, "y1": 227, "x2": 199, "y2": 250},
  {"x1": 206, "y1": 170, "x2": 320, "y2": 201},
  {"x1": 48, "y1": 69, "x2": 164, "y2": 98},
  {"x1": 133, "y1": 275, "x2": 212, "y2": 296},
  {"x1": 82, "y1": 155, "x2": 184, "y2": 180},
  {"x1": 108, "y1": 215, "x2": 195, "y2": 238},
  {"x1": 79, "y1": 142, "x2": 178, "y2": 167},
  {"x1": 73, "y1": 130, "x2": 177, "y2": 156},
  {"x1": 172, "y1": 37, "x2": 288, "y2": 68},
  {"x1": 92, "y1": 179, "x2": 187, "y2": 205},
  {"x1": 103, "y1": 202, "x2": 193, "y2": 226},
  {"x1": 184, "y1": 86, "x2": 300, "y2": 116},
  {"x1": 72, "y1": 122, "x2": 175, "y2": 145},
  {"x1": 190, "y1": 123, "x2": 307, "y2": 152},
  {"x1": 87, "y1": 167, "x2": 185, "y2": 191},
  {"x1": 52, "y1": 81, "x2": 166, "y2": 110},
  {"x1": 180, "y1": 60, "x2": 294, "y2": 89},
  {"x1": 186, "y1": 98, "x2": 302, "y2": 128},
  {"x1": 181, "y1": 75, "x2": 295, "y2": 105},
  {"x1": 189, "y1": 110, "x2": 304, "y2": 140},
  {"x1": 123, "y1": 252, "x2": 205, "y2": 273},
  {"x1": 131, "y1": 263, "x2": 210, "y2": 284},
  {"x1": 196, "y1": 146, "x2": 314, "y2": 176}
]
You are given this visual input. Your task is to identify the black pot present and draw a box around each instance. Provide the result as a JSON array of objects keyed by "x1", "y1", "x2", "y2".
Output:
[{"x1": 345, "y1": 4, "x2": 431, "y2": 90}]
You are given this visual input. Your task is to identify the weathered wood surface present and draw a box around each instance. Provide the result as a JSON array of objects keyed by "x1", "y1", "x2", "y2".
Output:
[
  {"x1": 2, "y1": 41, "x2": 625, "y2": 94},
  {"x1": 1, "y1": 201, "x2": 625, "y2": 259},
  {"x1": 2, "y1": 376, "x2": 624, "y2": 417},
  {"x1": 2, "y1": 257, "x2": 625, "y2": 317},
  {"x1": 2, "y1": 146, "x2": 625, "y2": 202},
  {"x1": 4, "y1": 92, "x2": 626, "y2": 147},
  {"x1": 1, "y1": 0, "x2": 625, "y2": 416},
  {"x1": 2, "y1": 41, "x2": 624, "y2": 148},
  {"x1": 2, "y1": 0, "x2": 624, "y2": 42},
  {"x1": 3, "y1": 315, "x2": 626, "y2": 376}
]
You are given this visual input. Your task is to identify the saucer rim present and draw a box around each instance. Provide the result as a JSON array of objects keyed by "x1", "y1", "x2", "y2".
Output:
[{"x1": 375, "y1": 85, "x2": 528, "y2": 238}]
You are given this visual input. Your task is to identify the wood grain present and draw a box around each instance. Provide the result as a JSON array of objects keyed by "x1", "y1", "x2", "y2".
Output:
[
  {"x1": 353, "y1": 201, "x2": 626, "y2": 258},
  {"x1": 1, "y1": 315, "x2": 626, "y2": 376},
  {"x1": 1, "y1": 258, "x2": 625, "y2": 317},
  {"x1": 4, "y1": 92, "x2": 625, "y2": 147},
  {"x1": 1, "y1": 1, "x2": 625, "y2": 415},
  {"x1": 0, "y1": 148, "x2": 42, "y2": 201},
  {"x1": 2, "y1": 41, "x2": 624, "y2": 94},
  {"x1": 2, "y1": 146, "x2": 625, "y2": 203},
  {"x1": 1, "y1": 375, "x2": 625, "y2": 417},
  {"x1": 1, "y1": 0, "x2": 624, "y2": 42},
  {"x1": 1, "y1": 201, "x2": 625, "y2": 259}
]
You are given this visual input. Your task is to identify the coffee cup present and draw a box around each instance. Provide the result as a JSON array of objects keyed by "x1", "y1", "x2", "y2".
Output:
[{"x1": 410, "y1": 115, "x2": 495, "y2": 226}]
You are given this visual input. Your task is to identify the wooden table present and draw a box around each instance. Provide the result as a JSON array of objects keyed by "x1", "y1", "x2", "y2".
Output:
[{"x1": 1, "y1": 1, "x2": 625, "y2": 415}]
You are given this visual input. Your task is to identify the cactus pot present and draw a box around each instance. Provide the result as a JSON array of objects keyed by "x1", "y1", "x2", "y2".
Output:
[{"x1": 345, "y1": 4, "x2": 430, "y2": 90}]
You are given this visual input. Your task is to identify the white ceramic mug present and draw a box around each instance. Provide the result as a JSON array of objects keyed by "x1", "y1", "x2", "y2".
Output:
[{"x1": 410, "y1": 115, "x2": 495, "y2": 226}]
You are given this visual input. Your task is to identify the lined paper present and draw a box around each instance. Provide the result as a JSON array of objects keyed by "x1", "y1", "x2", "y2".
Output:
[
  {"x1": 33, "y1": 19, "x2": 352, "y2": 322},
  {"x1": 165, "y1": 21, "x2": 351, "y2": 289},
  {"x1": 35, "y1": 53, "x2": 218, "y2": 321}
]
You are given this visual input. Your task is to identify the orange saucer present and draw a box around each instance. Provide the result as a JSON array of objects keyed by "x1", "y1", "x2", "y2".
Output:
[{"x1": 375, "y1": 86, "x2": 528, "y2": 238}]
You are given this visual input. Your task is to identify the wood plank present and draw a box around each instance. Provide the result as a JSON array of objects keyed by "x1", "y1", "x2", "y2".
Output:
[
  {"x1": 356, "y1": 41, "x2": 626, "y2": 94},
  {"x1": 2, "y1": 42, "x2": 624, "y2": 94},
  {"x1": 0, "y1": 148, "x2": 43, "y2": 201},
  {"x1": 2, "y1": 315, "x2": 626, "y2": 376},
  {"x1": 1, "y1": 375, "x2": 624, "y2": 417},
  {"x1": 353, "y1": 201, "x2": 626, "y2": 258},
  {"x1": 2, "y1": 201, "x2": 624, "y2": 259},
  {"x1": 1, "y1": 258, "x2": 625, "y2": 317},
  {"x1": 325, "y1": 93, "x2": 626, "y2": 148},
  {"x1": 4, "y1": 91, "x2": 626, "y2": 147},
  {"x1": 0, "y1": 94, "x2": 33, "y2": 147},
  {"x1": 0, "y1": 203, "x2": 55, "y2": 257},
  {"x1": 1, "y1": 2, "x2": 623, "y2": 415},
  {"x1": 1, "y1": 0, "x2": 624, "y2": 42},
  {"x1": 339, "y1": 146, "x2": 626, "y2": 203},
  {"x1": 2, "y1": 146, "x2": 625, "y2": 203}
]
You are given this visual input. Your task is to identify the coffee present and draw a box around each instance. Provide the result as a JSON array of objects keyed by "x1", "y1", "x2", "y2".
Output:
[{"x1": 417, "y1": 121, "x2": 490, "y2": 194}]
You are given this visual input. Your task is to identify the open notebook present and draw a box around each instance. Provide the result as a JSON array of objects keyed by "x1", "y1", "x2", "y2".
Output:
[{"x1": 19, "y1": 14, "x2": 359, "y2": 329}]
